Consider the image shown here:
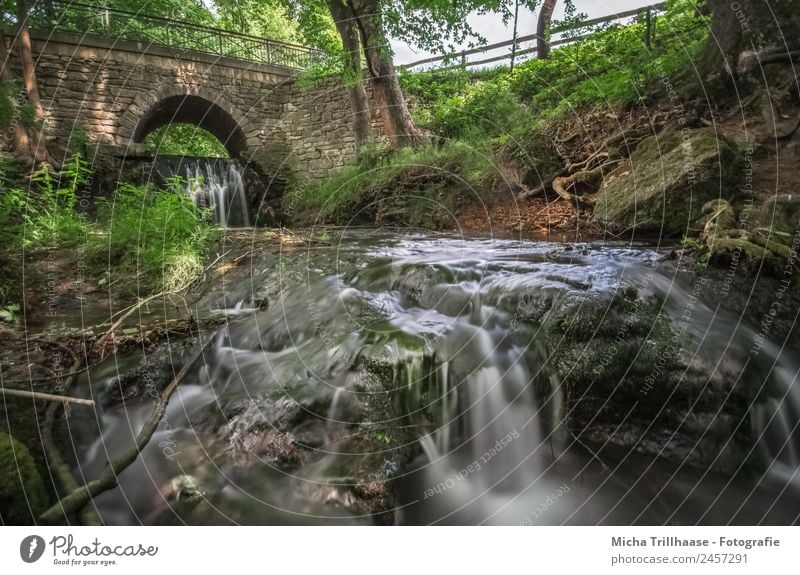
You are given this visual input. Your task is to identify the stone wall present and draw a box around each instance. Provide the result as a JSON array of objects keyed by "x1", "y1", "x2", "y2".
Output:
[{"x1": 6, "y1": 30, "x2": 379, "y2": 185}]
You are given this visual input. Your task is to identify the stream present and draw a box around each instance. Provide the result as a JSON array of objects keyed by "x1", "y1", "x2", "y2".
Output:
[{"x1": 64, "y1": 231, "x2": 800, "y2": 525}]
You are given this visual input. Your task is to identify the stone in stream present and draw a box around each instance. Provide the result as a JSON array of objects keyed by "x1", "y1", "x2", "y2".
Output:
[{"x1": 536, "y1": 277, "x2": 756, "y2": 473}]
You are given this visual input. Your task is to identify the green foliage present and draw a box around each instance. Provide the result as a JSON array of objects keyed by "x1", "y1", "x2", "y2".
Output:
[
  {"x1": 144, "y1": 124, "x2": 229, "y2": 158},
  {"x1": 0, "y1": 432, "x2": 48, "y2": 524},
  {"x1": 284, "y1": 141, "x2": 495, "y2": 227},
  {"x1": 3, "y1": 155, "x2": 93, "y2": 248},
  {"x1": 282, "y1": 0, "x2": 342, "y2": 53},
  {"x1": 401, "y1": 0, "x2": 708, "y2": 141},
  {"x1": 212, "y1": 0, "x2": 298, "y2": 41},
  {"x1": 0, "y1": 79, "x2": 34, "y2": 130},
  {"x1": 93, "y1": 179, "x2": 219, "y2": 291},
  {"x1": 681, "y1": 234, "x2": 710, "y2": 267},
  {"x1": 0, "y1": 302, "x2": 20, "y2": 324}
]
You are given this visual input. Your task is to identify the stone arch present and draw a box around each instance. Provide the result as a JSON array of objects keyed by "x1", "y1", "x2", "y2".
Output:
[{"x1": 117, "y1": 86, "x2": 259, "y2": 160}]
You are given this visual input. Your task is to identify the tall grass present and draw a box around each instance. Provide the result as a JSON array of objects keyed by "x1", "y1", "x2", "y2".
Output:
[{"x1": 93, "y1": 177, "x2": 219, "y2": 292}]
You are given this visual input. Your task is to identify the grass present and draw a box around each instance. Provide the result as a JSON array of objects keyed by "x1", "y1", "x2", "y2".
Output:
[
  {"x1": 284, "y1": 141, "x2": 497, "y2": 227},
  {"x1": 0, "y1": 157, "x2": 219, "y2": 312},
  {"x1": 92, "y1": 178, "x2": 220, "y2": 292},
  {"x1": 400, "y1": 0, "x2": 708, "y2": 143}
]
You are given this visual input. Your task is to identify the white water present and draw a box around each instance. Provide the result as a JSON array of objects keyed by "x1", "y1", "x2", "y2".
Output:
[
  {"x1": 185, "y1": 159, "x2": 250, "y2": 228},
  {"x1": 156, "y1": 157, "x2": 251, "y2": 227}
]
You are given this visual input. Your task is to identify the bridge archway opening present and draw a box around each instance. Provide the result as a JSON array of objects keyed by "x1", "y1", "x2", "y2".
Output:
[
  {"x1": 144, "y1": 124, "x2": 229, "y2": 158},
  {"x1": 133, "y1": 95, "x2": 248, "y2": 159}
]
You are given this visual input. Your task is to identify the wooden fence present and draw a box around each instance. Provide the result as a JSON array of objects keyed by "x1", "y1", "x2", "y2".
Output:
[{"x1": 402, "y1": 2, "x2": 667, "y2": 71}]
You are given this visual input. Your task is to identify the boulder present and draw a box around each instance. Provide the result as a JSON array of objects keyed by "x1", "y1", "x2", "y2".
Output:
[{"x1": 594, "y1": 128, "x2": 741, "y2": 235}]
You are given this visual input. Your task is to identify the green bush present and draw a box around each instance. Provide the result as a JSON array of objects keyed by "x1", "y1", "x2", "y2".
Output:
[
  {"x1": 93, "y1": 178, "x2": 219, "y2": 291},
  {"x1": 284, "y1": 141, "x2": 496, "y2": 226},
  {"x1": 0, "y1": 432, "x2": 47, "y2": 524}
]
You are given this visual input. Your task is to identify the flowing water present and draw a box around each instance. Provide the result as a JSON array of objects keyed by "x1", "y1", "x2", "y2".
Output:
[
  {"x1": 156, "y1": 157, "x2": 250, "y2": 227},
  {"x1": 66, "y1": 232, "x2": 800, "y2": 525}
]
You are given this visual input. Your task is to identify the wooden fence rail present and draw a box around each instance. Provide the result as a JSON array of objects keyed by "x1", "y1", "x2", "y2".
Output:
[{"x1": 402, "y1": 2, "x2": 667, "y2": 71}]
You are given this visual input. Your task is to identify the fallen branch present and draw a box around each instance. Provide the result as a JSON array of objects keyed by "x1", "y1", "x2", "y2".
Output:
[
  {"x1": 39, "y1": 336, "x2": 213, "y2": 525},
  {"x1": 0, "y1": 387, "x2": 94, "y2": 406},
  {"x1": 94, "y1": 248, "x2": 236, "y2": 358},
  {"x1": 93, "y1": 290, "x2": 175, "y2": 359},
  {"x1": 41, "y1": 344, "x2": 102, "y2": 526}
]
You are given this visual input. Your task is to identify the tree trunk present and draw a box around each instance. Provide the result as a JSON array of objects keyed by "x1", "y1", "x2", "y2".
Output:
[
  {"x1": 509, "y1": 0, "x2": 520, "y2": 71},
  {"x1": 0, "y1": 29, "x2": 35, "y2": 162},
  {"x1": 699, "y1": 0, "x2": 800, "y2": 86},
  {"x1": 328, "y1": 0, "x2": 373, "y2": 148},
  {"x1": 536, "y1": 0, "x2": 557, "y2": 60},
  {"x1": 349, "y1": 0, "x2": 426, "y2": 149},
  {"x1": 16, "y1": 0, "x2": 49, "y2": 164}
]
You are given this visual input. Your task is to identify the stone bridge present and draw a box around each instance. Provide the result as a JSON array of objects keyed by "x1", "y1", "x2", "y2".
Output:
[{"x1": 6, "y1": 29, "x2": 380, "y2": 186}]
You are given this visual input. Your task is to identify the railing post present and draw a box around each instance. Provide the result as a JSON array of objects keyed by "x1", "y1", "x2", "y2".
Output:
[
  {"x1": 218, "y1": 30, "x2": 223, "y2": 55},
  {"x1": 645, "y1": 8, "x2": 652, "y2": 48}
]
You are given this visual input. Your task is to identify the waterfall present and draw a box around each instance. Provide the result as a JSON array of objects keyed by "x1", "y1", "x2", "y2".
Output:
[{"x1": 156, "y1": 157, "x2": 251, "y2": 228}]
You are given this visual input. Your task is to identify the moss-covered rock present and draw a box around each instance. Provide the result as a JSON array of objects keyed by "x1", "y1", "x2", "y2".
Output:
[
  {"x1": 593, "y1": 128, "x2": 741, "y2": 235},
  {"x1": 0, "y1": 432, "x2": 47, "y2": 524}
]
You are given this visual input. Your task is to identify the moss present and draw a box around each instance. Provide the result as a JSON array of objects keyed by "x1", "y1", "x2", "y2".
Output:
[
  {"x1": 0, "y1": 432, "x2": 48, "y2": 524},
  {"x1": 594, "y1": 128, "x2": 742, "y2": 236},
  {"x1": 709, "y1": 237, "x2": 785, "y2": 275}
]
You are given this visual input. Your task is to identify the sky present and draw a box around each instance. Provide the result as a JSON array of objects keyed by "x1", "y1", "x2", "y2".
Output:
[{"x1": 391, "y1": 0, "x2": 656, "y2": 67}]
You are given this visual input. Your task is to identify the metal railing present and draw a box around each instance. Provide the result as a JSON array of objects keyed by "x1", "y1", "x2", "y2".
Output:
[
  {"x1": 26, "y1": 1, "x2": 325, "y2": 70},
  {"x1": 402, "y1": 2, "x2": 668, "y2": 70}
]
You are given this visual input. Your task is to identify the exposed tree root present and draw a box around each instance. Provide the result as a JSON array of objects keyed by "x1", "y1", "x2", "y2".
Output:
[
  {"x1": 41, "y1": 344, "x2": 102, "y2": 526},
  {"x1": 550, "y1": 161, "x2": 620, "y2": 208},
  {"x1": 38, "y1": 336, "x2": 214, "y2": 525}
]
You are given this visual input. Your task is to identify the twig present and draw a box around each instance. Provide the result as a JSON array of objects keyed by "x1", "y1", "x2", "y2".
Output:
[
  {"x1": 38, "y1": 335, "x2": 213, "y2": 525},
  {"x1": 0, "y1": 387, "x2": 94, "y2": 406}
]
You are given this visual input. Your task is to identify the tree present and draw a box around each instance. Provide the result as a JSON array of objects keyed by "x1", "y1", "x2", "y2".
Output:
[
  {"x1": 323, "y1": 0, "x2": 502, "y2": 150},
  {"x1": 346, "y1": 0, "x2": 427, "y2": 149},
  {"x1": 536, "y1": 0, "x2": 556, "y2": 59},
  {"x1": 13, "y1": 0, "x2": 48, "y2": 165},
  {"x1": 327, "y1": 0, "x2": 372, "y2": 147},
  {"x1": 0, "y1": 28, "x2": 35, "y2": 162},
  {"x1": 699, "y1": 0, "x2": 800, "y2": 88}
]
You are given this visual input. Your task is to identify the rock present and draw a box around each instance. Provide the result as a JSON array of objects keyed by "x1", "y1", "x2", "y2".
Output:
[
  {"x1": 756, "y1": 193, "x2": 800, "y2": 244},
  {"x1": 540, "y1": 282, "x2": 753, "y2": 472},
  {"x1": 699, "y1": 199, "x2": 737, "y2": 249},
  {"x1": 0, "y1": 433, "x2": 47, "y2": 524},
  {"x1": 166, "y1": 475, "x2": 206, "y2": 502},
  {"x1": 594, "y1": 128, "x2": 741, "y2": 235}
]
